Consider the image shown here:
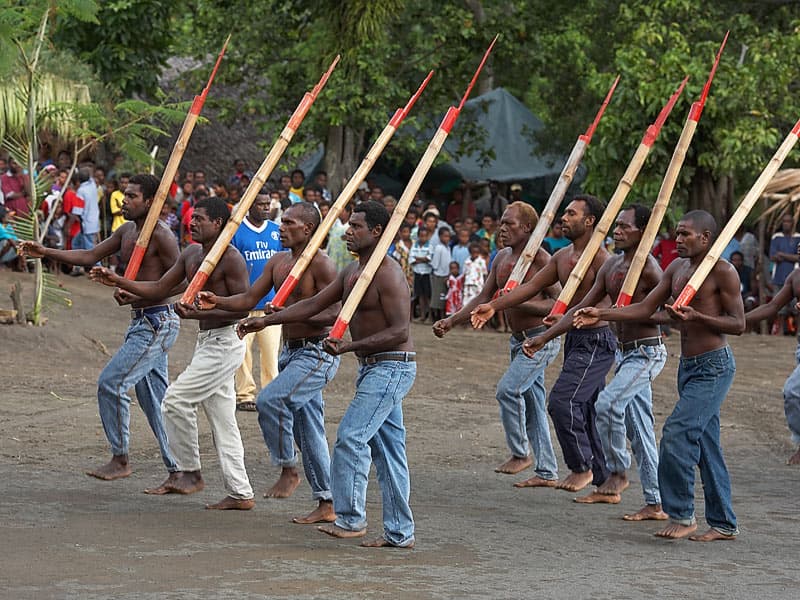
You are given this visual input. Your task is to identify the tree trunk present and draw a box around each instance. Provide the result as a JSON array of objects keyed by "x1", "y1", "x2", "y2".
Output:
[
  {"x1": 688, "y1": 167, "x2": 734, "y2": 225},
  {"x1": 323, "y1": 124, "x2": 364, "y2": 199},
  {"x1": 465, "y1": 0, "x2": 493, "y2": 95}
]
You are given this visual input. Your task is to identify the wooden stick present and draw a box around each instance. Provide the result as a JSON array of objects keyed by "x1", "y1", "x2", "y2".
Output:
[
  {"x1": 548, "y1": 76, "x2": 689, "y2": 317},
  {"x1": 617, "y1": 34, "x2": 729, "y2": 306},
  {"x1": 671, "y1": 116, "x2": 800, "y2": 308},
  {"x1": 179, "y1": 55, "x2": 340, "y2": 305},
  {"x1": 124, "y1": 35, "x2": 230, "y2": 280},
  {"x1": 503, "y1": 76, "x2": 620, "y2": 292},
  {"x1": 329, "y1": 36, "x2": 499, "y2": 339},
  {"x1": 271, "y1": 70, "x2": 434, "y2": 307}
]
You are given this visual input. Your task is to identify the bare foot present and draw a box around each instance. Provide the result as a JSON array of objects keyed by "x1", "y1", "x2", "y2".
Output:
[
  {"x1": 144, "y1": 472, "x2": 183, "y2": 495},
  {"x1": 622, "y1": 504, "x2": 669, "y2": 521},
  {"x1": 556, "y1": 470, "x2": 593, "y2": 492},
  {"x1": 292, "y1": 500, "x2": 336, "y2": 524},
  {"x1": 164, "y1": 471, "x2": 205, "y2": 495},
  {"x1": 654, "y1": 522, "x2": 697, "y2": 539},
  {"x1": 86, "y1": 455, "x2": 132, "y2": 481},
  {"x1": 597, "y1": 472, "x2": 629, "y2": 496},
  {"x1": 689, "y1": 528, "x2": 736, "y2": 542},
  {"x1": 264, "y1": 467, "x2": 301, "y2": 498},
  {"x1": 206, "y1": 496, "x2": 255, "y2": 510},
  {"x1": 787, "y1": 447, "x2": 800, "y2": 465},
  {"x1": 495, "y1": 455, "x2": 532, "y2": 474},
  {"x1": 317, "y1": 524, "x2": 366, "y2": 538},
  {"x1": 574, "y1": 491, "x2": 621, "y2": 504},
  {"x1": 513, "y1": 476, "x2": 558, "y2": 488},
  {"x1": 360, "y1": 537, "x2": 414, "y2": 549}
]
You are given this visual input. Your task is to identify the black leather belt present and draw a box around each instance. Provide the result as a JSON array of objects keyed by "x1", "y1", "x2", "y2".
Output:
[
  {"x1": 618, "y1": 337, "x2": 663, "y2": 352},
  {"x1": 131, "y1": 304, "x2": 173, "y2": 319},
  {"x1": 285, "y1": 335, "x2": 327, "y2": 350},
  {"x1": 358, "y1": 351, "x2": 417, "y2": 366},
  {"x1": 511, "y1": 325, "x2": 547, "y2": 342}
]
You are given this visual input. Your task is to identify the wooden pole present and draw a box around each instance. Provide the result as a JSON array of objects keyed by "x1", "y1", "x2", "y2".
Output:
[
  {"x1": 547, "y1": 77, "x2": 688, "y2": 317},
  {"x1": 616, "y1": 34, "x2": 728, "y2": 306},
  {"x1": 179, "y1": 55, "x2": 340, "y2": 305},
  {"x1": 671, "y1": 116, "x2": 800, "y2": 309},
  {"x1": 503, "y1": 76, "x2": 620, "y2": 292},
  {"x1": 124, "y1": 35, "x2": 230, "y2": 280},
  {"x1": 270, "y1": 71, "x2": 434, "y2": 307},
  {"x1": 329, "y1": 36, "x2": 499, "y2": 339}
]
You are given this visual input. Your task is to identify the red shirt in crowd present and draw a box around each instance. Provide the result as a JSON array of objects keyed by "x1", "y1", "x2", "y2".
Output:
[{"x1": 652, "y1": 237, "x2": 678, "y2": 271}]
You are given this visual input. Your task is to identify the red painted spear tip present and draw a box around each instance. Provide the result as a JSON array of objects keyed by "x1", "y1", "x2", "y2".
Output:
[
  {"x1": 457, "y1": 34, "x2": 500, "y2": 111},
  {"x1": 404, "y1": 70, "x2": 435, "y2": 113},
  {"x1": 581, "y1": 74, "x2": 620, "y2": 143},
  {"x1": 698, "y1": 32, "x2": 729, "y2": 107}
]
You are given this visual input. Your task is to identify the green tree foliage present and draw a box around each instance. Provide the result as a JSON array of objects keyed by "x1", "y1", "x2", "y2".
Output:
[{"x1": 53, "y1": 0, "x2": 180, "y2": 97}]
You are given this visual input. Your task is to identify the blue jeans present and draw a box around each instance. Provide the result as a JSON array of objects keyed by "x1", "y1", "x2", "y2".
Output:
[
  {"x1": 595, "y1": 344, "x2": 667, "y2": 504},
  {"x1": 495, "y1": 335, "x2": 560, "y2": 479},
  {"x1": 256, "y1": 341, "x2": 340, "y2": 501},
  {"x1": 782, "y1": 339, "x2": 800, "y2": 444},
  {"x1": 659, "y1": 346, "x2": 738, "y2": 535},
  {"x1": 331, "y1": 360, "x2": 416, "y2": 547},
  {"x1": 97, "y1": 308, "x2": 180, "y2": 471}
]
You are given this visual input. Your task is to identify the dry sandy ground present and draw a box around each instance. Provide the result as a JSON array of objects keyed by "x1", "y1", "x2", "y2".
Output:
[{"x1": 1, "y1": 270, "x2": 798, "y2": 600}]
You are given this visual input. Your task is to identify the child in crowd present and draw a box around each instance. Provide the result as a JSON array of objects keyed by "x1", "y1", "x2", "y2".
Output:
[
  {"x1": 430, "y1": 227, "x2": 452, "y2": 322},
  {"x1": 392, "y1": 222, "x2": 414, "y2": 289},
  {"x1": 410, "y1": 226, "x2": 434, "y2": 322},
  {"x1": 462, "y1": 242, "x2": 487, "y2": 306},
  {"x1": 445, "y1": 260, "x2": 463, "y2": 316}
]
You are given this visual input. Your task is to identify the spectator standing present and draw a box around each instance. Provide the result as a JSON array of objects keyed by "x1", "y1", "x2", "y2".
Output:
[
  {"x1": 445, "y1": 261, "x2": 464, "y2": 316},
  {"x1": 770, "y1": 214, "x2": 800, "y2": 334},
  {"x1": 543, "y1": 220, "x2": 571, "y2": 253},
  {"x1": 314, "y1": 171, "x2": 332, "y2": 202},
  {"x1": 452, "y1": 228, "x2": 471, "y2": 273},
  {"x1": 109, "y1": 173, "x2": 130, "y2": 233},
  {"x1": 289, "y1": 169, "x2": 305, "y2": 203},
  {"x1": 730, "y1": 250, "x2": 758, "y2": 311},
  {"x1": 391, "y1": 222, "x2": 414, "y2": 289},
  {"x1": 327, "y1": 202, "x2": 355, "y2": 271},
  {"x1": 462, "y1": 242, "x2": 488, "y2": 306},
  {"x1": 477, "y1": 213, "x2": 498, "y2": 252},
  {"x1": 1, "y1": 158, "x2": 29, "y2": 215},
  {"x1": 230, "y1": 193, "x2": 283, "y2": 411},
  {"x1": 652, "y1": 226, "x2": 679, "y2": 270},
  {"x1": 430, "y1": 228, "x2": 452, "y2": 321},
  {"x1": 445, "y1": 186, "x2": 476, "y2": 225},
  {"x1": 410, "y1": 226, "x2": 434, "y2": 322},
  {"x1": 74, "y1": 166, "x2": 100, "y2": 253}
]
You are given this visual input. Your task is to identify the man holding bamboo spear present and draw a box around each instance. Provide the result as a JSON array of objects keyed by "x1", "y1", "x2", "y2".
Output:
[
  {"x1": 196, "y1": 202, "x2": 342, "y2": 524},
  {"x1": 523, "y1": 204, "x2": 668, "y2": 518},
  {"x1": 745, "y1": 241, "x2": 800, "y2": 465},
  {"x1": 89, "y1": 197, "x2": 256, "y2": 510},
  {"x1": 19, "y1": 174, "x2": 182, "y2": 486},
  {"x1": 573, "y1": 210, "x2": 744, "y2": 541},
  {"x1": 472, "y1": 195, "x2": 616, "y2": 493},
  {"x1": 433, "y1": 202, "x2": 563, "y2": 485},
  {"x1": 247, "y1": 201, "x2": 417, "y2": 548}
]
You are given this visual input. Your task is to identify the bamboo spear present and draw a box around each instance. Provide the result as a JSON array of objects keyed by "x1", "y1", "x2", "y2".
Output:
[
  {"x1": 328, "y1": 37, "x2": 498, "y2": 339},
  {"x1": 124, "y1": 35, "x2": 230, "y2": 280},
  {"x1": 502, "y1": 76, "x2": 620, "y2": 292},
  {"x1": 616, "y1": 34, "x2": 729, "y2": 306},
  {"x1": 671, "y1": 116, "x2": 800, "y2": 309},
  {"x1": 547, "y1": 77, "x2": 689, "y2": 318},
  {"x1": 270, "y1": 71, "x2": 434, "y2": 308},
  {"x1": 179, "y1": 55, "x2": 340, "y2": 305}
]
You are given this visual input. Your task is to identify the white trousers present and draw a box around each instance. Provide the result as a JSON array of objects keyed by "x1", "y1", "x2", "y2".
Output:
[
  {"x1": 235, "y1": 311, "x2": 281, "y2": 403},
  {"x1": 162, "y1": 325, "x2": 253, "y2": 499}
]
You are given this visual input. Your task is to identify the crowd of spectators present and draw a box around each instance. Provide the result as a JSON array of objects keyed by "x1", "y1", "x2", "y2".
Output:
[{"x1": 2, "y1": 148, "x2": 800, "y2": 335}]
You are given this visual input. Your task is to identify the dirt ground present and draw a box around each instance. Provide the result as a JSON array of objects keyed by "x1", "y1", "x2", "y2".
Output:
[{"x1": 1, "y1": 269, "x2": 799, "y2": 600}]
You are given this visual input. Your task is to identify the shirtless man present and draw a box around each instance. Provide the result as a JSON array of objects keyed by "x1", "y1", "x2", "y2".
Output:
[
  {"x1": 524, "y1": 205, "x2": 667, "y2": 519},
  {"x1": 574, "y1": 210, "x2": 744, "y2": 541},
  {"x1": 195, "y1": 203, "x2": 341, "y2": 524},
  {"x1": 90, "y1": 197, "x2": 255, "y2": 510},
  {"x1": 19, "y1": 174, "x2": 181, "y2": 486},
  {"x1": 240, "y1": 200, "x2": 416, "y2": 548},
  {"x1": 746, "y1": 241, "x2": 800, "y2": 465},
  {"x1": 433, "y1": 202, "x2": 563, "y2": 485},
  {"x1": 471, "y1": 195, "x2": 617, "y2": 493}
]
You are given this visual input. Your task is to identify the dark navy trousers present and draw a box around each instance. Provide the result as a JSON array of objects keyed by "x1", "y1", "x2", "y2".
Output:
[{"x1": 548, "y1": 326, "x2": 617, "y2": 485}]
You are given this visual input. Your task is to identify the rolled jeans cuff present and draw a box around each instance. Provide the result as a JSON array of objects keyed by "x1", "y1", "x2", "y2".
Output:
[
  {"x1": 270, "y1": 455, "x2": 299, "y2": 469},
  {"x1": 712, "y1": 525, "x2": 739, "y2": 537},
  {"x1": 670, "y1": 515, "x2": 696, "y2": 527}
]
